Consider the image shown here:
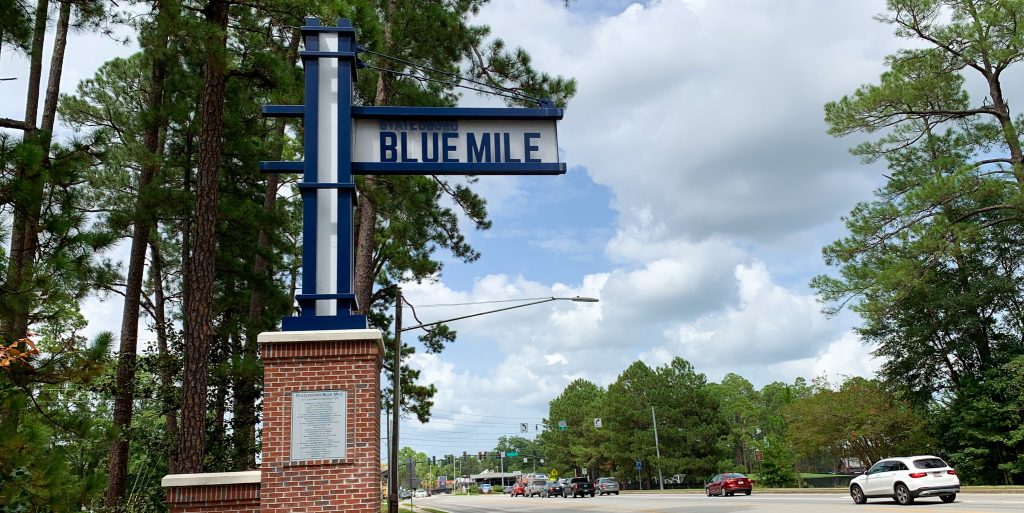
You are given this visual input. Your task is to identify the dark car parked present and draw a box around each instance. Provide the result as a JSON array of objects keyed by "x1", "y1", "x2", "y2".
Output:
[
  {"x1": 568, "y1": 477, "x2": 595, "y2": 497},
  {"x1": 543, "y1": 481, "x2": 564, "y2": 498},
  {"x1": 705, "y1": 473, "x2": 752, "y2": 497}
]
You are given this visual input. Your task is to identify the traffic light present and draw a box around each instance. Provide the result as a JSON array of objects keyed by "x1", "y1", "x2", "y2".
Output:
[
  {"x1": 432, "y1": 456, "x2": 436, "y2": 465},
  {"x1": 462, "y1": 451, "x2": 467, "y2": 461}
]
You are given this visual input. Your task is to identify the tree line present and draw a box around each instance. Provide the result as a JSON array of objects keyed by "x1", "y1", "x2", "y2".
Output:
[{"x1": 429, "y1": 358, "x2": 1018, "y2": 489}]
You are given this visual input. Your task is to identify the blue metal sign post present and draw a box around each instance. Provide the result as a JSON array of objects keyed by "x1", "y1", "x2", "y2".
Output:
[{"x1": 261, "y1": 18, "x2": 565, "y2": 331}]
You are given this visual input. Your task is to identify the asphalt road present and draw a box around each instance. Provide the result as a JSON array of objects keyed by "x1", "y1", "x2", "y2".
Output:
[{"x1": 413, "y1": 492, "x2": 1024, "y2": 513}]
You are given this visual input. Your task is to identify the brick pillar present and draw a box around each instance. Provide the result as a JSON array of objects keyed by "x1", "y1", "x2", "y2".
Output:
[
  {"x1": 162, "y1": 471, "x2": 261, "y2": 513},
  {"x1": 258, "y1": 329, "x2": 383, "y2": 513}
]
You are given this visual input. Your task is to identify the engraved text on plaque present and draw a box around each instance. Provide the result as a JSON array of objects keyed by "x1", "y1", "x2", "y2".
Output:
[{"x1": 291, "y1": 390, "x2": 347, "y2": 461}]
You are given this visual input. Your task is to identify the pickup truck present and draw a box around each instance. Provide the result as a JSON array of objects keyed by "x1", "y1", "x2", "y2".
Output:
[{"x1": 567, "y1": 477, "x2": 595, "y2": 497}]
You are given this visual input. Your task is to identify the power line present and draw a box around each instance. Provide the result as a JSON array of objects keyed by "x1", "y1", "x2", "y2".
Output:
[
  {"x1": 401, "y1": 417, "x2": 522, "y2": 428},
  {"x1": 359, "y1": 46, "x2": 545, "y2": 105},
  {"x1": 402, "y1": 425, "x2": 525, "y2": 436},
  {"x1": 361, "y1": 62, "x2": 534, "y2": 105},
  {"x1": 429, "y1": 408, "x2": 543, "y2": 420},
  {"x1": 402, "y1": 297, "x2": 554, "y2": 308}
]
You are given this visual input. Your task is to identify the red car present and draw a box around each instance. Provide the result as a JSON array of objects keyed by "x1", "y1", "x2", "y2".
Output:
[
  {"x1": 705, "y1": 473, "x2": 752, "y2": 496},
  {"x1": 511, "y1": 483, "x2": 527, "y2": 497}
]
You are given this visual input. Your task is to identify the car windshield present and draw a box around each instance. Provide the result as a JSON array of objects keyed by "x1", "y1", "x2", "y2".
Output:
[
  {"x1": 532, "y1": 480, "x2": 546, "y2": 485},
  {"x1": 725, "y1": 473, "x2": 746, "y2": 478},
  {"x1": 913, "y1": 458, "x2": 948, "y2": 469}
]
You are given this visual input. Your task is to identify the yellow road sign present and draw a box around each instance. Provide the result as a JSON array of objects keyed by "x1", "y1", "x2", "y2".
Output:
[{"x1": 550, "y1": 469, "x2": 559, "y2": 478}]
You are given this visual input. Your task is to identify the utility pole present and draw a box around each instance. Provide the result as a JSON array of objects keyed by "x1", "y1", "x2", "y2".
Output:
[
  {"x1": 388, "y1": 288, "x2": 402, "y2": 513},
  {"x1": 652, "y1": 406, "x2": 664, "y2": 491}
]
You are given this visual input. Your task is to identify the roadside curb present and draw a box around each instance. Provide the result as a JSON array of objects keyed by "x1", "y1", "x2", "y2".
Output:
[{"x1": 619, "y1": 487, "x2": 1024, "y2": 495}]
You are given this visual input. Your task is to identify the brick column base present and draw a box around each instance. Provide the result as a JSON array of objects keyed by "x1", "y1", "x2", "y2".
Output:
[
  {"x1": 162, "y1": 471, "x2": 260, "y2": 513},
  {"x1": 258, "y1": 329, "x2": 383, "y2": 513}
]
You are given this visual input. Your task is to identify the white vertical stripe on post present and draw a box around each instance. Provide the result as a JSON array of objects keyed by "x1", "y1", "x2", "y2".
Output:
[{"x1": 316, "y1": 32, "x2": 339, "y2": 315}]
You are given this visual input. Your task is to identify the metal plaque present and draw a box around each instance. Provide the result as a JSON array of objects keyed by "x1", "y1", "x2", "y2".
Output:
[{"x1": 291, "y1": 390, "x2": 347, "y2": 461}]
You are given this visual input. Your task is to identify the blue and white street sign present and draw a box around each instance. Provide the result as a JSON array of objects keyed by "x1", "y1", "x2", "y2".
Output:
[
  {"x1": 352, "y1": 110, "x2": 562, "y2": 175},
  {"x1": 636, "y1": 460, "x2": 642, "y2": 471},
  {"x1": 259, "y1": 18, "x2": 565, "y2": 331}
]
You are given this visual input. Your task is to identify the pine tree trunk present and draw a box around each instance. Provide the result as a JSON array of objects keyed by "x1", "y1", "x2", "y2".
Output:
[
  {"x1": 150, "y1": 233, "x2": 179, "y2": 472},
  {"x1": 231, "y1": 27, "x2": 302, "y2": 470},
  {"x1": 354, "y1": 3, "x2": 395, "y2": 314},
  {"x1": 39, "y1": 1, "x2": 68, "y2": 139},
  {"x1": 105, "y1": 1, "x2": 171, "y2": 503},
  {"x1": 178, "y1": 0, "x2": 230, "y2": 474},
  {"x1": 23, "y1": 0, "x2": 47, "y2": 129},
  {"x1": 354, "y1": 191, "x2": 377, "y2": 313},
  {"x1": 1, "y1": 0, "x2": 49, "y2": 343}
]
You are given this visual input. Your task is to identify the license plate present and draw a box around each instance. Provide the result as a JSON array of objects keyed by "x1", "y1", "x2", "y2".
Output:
[
  {"x1": 932, "y1": 472, "x2": 942, "y2": 477},
  {"x1": 738, "y1": 480, "x2": 745, "y2": 484}
]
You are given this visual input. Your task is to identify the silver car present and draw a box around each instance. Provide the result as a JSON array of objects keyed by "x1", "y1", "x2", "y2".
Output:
[
  {"x1": 527, "y1": 479, "x2": 548, "y2": 497},
  {"x1": 595, "y1": 477, "x2": 620, "y2": 495}
]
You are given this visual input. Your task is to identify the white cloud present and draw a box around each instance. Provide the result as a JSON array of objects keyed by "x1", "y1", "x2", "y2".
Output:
[
  {"x1": 653, "y1": 261, "x2": 840, "y2": 368},
  {"x1": 761, "y1": 331, "x2": 882, "y2": 385},
  {"x1": 475, "y1": 0, "x2": 894, "y2": 242}
]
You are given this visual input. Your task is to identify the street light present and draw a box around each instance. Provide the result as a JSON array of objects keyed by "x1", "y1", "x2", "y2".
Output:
[{"x1": 387, "y1": 293, "x2": 598, "y2": 513}]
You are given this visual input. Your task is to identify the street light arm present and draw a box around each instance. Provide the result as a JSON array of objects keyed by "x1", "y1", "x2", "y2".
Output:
[{"x1": 400, "y1": 296, "x2": 597, "y2": 332}]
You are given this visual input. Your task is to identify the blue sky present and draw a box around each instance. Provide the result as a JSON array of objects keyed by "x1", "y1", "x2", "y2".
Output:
[{"x1": 2, "y1": 0, "x2": 945, "y2": 462}]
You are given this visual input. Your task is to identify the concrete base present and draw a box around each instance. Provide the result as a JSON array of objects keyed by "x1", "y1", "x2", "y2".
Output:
[{"x1": 162, "y1": 471, "x2": 260, "y2": 513}]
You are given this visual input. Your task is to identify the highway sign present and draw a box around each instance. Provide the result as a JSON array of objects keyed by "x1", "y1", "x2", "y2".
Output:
[
  {"x1": 506, "y1": 451, "x2": 518, "y2": 457},
  {"x1": 558, "y1": 419, "x2": 567, "y2": 431}
]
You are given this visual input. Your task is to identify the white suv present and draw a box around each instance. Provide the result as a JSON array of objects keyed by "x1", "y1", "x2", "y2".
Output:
[{"x1": 849, "y1": 455, "x2": 960, "y2": 505}]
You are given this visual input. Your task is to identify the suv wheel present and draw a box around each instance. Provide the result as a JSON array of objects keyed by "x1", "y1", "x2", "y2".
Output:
[
  {"x1": 850, "y1": 484, "x2": 867, "y2": 505},
  {"x1": 940, "y1": 494, "x2": 956, "y2": 503},
  {"x1": 894, "y1": 484, "x2": 914, "y2": 505}
]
